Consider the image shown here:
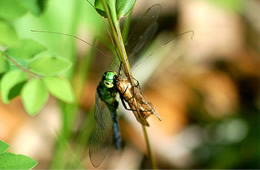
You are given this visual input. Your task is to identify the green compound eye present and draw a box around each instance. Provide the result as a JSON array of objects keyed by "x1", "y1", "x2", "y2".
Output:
[{"x1": 105, "y1": 72, "x2": 116, "y2": 81}]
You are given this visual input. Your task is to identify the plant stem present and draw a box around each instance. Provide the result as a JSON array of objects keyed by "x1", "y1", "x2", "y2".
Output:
[
  {"x1": 100, "y1": 1, "x2": 157, "y2": 169},
  {"x1": 142, "y1": 125, "x2": 157, "y2": 169},
  {"x1": 101, "y1": 0, "x2": 133, "y2": 85},
  {"x1": 2, "y1": 52, "x2": 40, "y2": 78}
]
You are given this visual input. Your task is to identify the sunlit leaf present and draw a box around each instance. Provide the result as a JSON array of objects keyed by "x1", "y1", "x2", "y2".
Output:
[
  {"x1": 116, "y1": 0, "x2": 135, "y2": 19},
  {"x1": 209, "y1": 0, "x2": 244, "y2": 13},
  {"x1": 0, "y1": 20, "x2": 19, "y2": 46},
  {"x1": 8, "y1": 81, "x2": 27, "y2": 101},
  {"x1": 0, "y1": 140, "x2": 9, "y2": 154},
  {"x1": 94, "y1": 0, "x2": 107, "y2": 18},
  {"x1": 6, "y1": 57, "x2": 28, "y2": 70},
  {"x1": 28, "y1": 55, "x2": 72, "y2": 76},
  {"x1": 0, "y1": 51, "x2": 9, "y2": 74},
  {"x1": 36, "y1": 0, "x2": 48, "y2": 14},
  {"x1": 0, "y1": 70, "x2": 27, "y2": 104},
  {"x1": 6, "y1": 39, "x2": 46, "y2": 60},
  {"x1": 0, "y1": 152, "x2": 37, "y2": 169},
  {"x1": 0, "y1": 0, "x2": 27, "y2": 20},
  {"x1": 44, "y1": 77, "x2": 75, "y2": 103},
  {"x1": 21, "y1": 79, "x2": 49, "y2": 116},
  {"x1": 18, "y1": 0, "x2": 48, "y2": 15},
  {"x1": 94, "y1": 0, "x2": 135, "y2": 19},
  {"x1": 20, "y1": 0, "x2": 41, "y2": 15}
]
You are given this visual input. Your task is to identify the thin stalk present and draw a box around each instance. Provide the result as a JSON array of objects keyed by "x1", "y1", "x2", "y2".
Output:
[
  {"x1": 2, "y1": 52, "x2": 40, "y2": 78},
  {"x1": 142, "y1": 125, "x2": 157, "y2": 169},
  {"x1": 101, "y1": 0, "x2": 133, "y2": 84},
  {"x1": 100, "y1": 1, "x2": 157, "y2": 169}
]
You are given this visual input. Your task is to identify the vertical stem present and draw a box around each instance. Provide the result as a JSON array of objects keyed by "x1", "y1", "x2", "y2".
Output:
[
  {"x1": 101, "y1": 0, "x2": 133, "y2": 85},
  {"x1": 100, "y1": 1, "x2": 157, "y2": 169},
  {"x1": 142, "y1": 125, "x2": 157, "y2": 169}
]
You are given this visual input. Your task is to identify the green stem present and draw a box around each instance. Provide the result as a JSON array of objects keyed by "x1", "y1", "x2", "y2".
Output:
[
  {"x1": 2, "y1": 52, "x2": 40, "y2": 78},
  {"x1": 142, "y1": 125, "x2": 157, "y2": 169},
  {"x1": 101, "y1": 0, "x2": 133, "y2": 84},
  {"x1": 100, "y1": 1, "x2": 157, "y2": 169}
]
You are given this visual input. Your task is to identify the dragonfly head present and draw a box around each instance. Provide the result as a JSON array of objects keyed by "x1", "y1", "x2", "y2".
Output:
[{"x1": 103, "y1": 71, "x2": 117, "y2": 88}]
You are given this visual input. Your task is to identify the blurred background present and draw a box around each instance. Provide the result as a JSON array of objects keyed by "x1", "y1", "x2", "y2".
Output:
[{"x1": 0, "y1": 0, "x2": 259, "y2": 169}]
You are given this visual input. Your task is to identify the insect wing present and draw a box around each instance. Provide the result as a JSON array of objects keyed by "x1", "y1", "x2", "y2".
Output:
[
  {"x1": 89, "y1": 93, "x2": 113, "y2": 167},
  {"x1": 135, "y1": 88, "x2": 161, "y2": 121},
  {"x1": 126, "y1": 4, "x2": 161, "y2": 65},
  {"x1": 107, "y1": 4, "x2": 161, "y2": 73}
]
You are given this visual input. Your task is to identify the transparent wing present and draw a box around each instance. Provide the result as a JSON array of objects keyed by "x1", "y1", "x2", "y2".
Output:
[
  {"x1": 107, "y1": 4, "x2": 161, "y2": 72},
  {"x1": 107, "y1": 49, "x2": 121, "y2": 72},
  {"x1": 89, "y1": 93, "x2": 113, "y2": 168},
  {"x1": 126, "y1": 4, "x2": 161, "y2": 65}
]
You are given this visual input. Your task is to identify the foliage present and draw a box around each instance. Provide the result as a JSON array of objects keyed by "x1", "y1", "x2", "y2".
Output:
[
  {"x1": 95, "y1": 0, "x2": 136, "y2": 19},
  {"x1": 0, "y1": 140, "x2": 37, "y2": 169},
  {"x1": 0, "y1": 0, "x2": 74, "y2": 116}
]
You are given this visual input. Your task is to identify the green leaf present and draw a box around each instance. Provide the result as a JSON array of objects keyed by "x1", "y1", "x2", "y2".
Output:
[
  {"x1": 209, "y1": 0, "x2": 244, "y2": 13},
  {"x1": 36, "y1": 0, "x2": 48, "y2": 14},
  {"x1": 20, "y1": 0, "x2": 41, "y2": 15},
  {"x1": 44, "y1": 77, "x2": 75, "y2": 103},
  {"x1": 18, "y1": 0, "x2": 48, "y2": 16},
  {"x1": 94, "y1": 0, "x2": 107, "y2": 18},
  {"x1": 6, "y1": 39, "x2": 46, "y2": 60},
  {"x1": 116, "y1": 0, "x2": 135, "y2": 19},
  {"x1": 94, "y1": 0, "x2": 135, "y2": 19},
  {"x1": 28, "y1": 56, "x2": 72, "y2": 76},
  {"x1": 21, "y1": 79, "x2": 49, "y2": 116},
  {"x1": 8, "y1": 81, "x2": 27, "y2": 101},
  {"x1": 0, "y1": 0, "x2": 27, "y2": 20},
  {"x1": 0, "y1": 140, "x2": 9, "y2": 154},
  {"x1": 94, "y1": 0, "x2": 117, "y2": 19},
  {"x1": 0, "y1": 152, "x2": 37, "y2": 169},
  {"x1": 0, "y1": 70, "x2": 27, "y2": 104},
  {"x1": 0, "y1": 51, "x2": 9, "y2": 73},
  {"x1": 0, "y1": 20, "x2": 19, "y2": 46},
  {"x1": 6, "y1": 57, "x2": 28, "y2": 70}
]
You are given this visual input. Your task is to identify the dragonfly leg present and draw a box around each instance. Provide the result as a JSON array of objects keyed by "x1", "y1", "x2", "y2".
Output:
[
  {"x1": 122, "y1": 84, "x2": 129, "y2": 95},
  {"x1": 139, "y1": 109, "x2": 153, "y2": 113},
  {"x1": 118, "y1": 62, "x2": 123, "y2": 75},
  {"x1": 121, "y1": 82, "x2": 138, "y2": 102},
  {"x1": 120, "y1": 95, "x2": 137, "y2": 111},
  {"x1": 129, "y1": 75, "x2": 140, "y2": 88},
  {"x1": 125, "y1": 93, "x2": 136, "y2": 102},
  {"x1": 120, "y1": 85, "x2": 135, "y2": 103},
  {"x1": 132, "y1": 76, "x2": 140, "y2": 88},
  {"x1": 125, "y1": 88, "x2": 139, "y2": 102}
]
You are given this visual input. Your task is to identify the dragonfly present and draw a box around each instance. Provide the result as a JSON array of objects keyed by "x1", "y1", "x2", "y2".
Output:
[{"x1": 89, "y1": 4, "x2": 162, "y2": 168}]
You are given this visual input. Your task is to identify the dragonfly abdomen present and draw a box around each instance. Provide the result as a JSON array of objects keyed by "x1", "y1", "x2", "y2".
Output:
[{"x1": 111, "y1": 110, "x2": 121, "y2": 150}]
